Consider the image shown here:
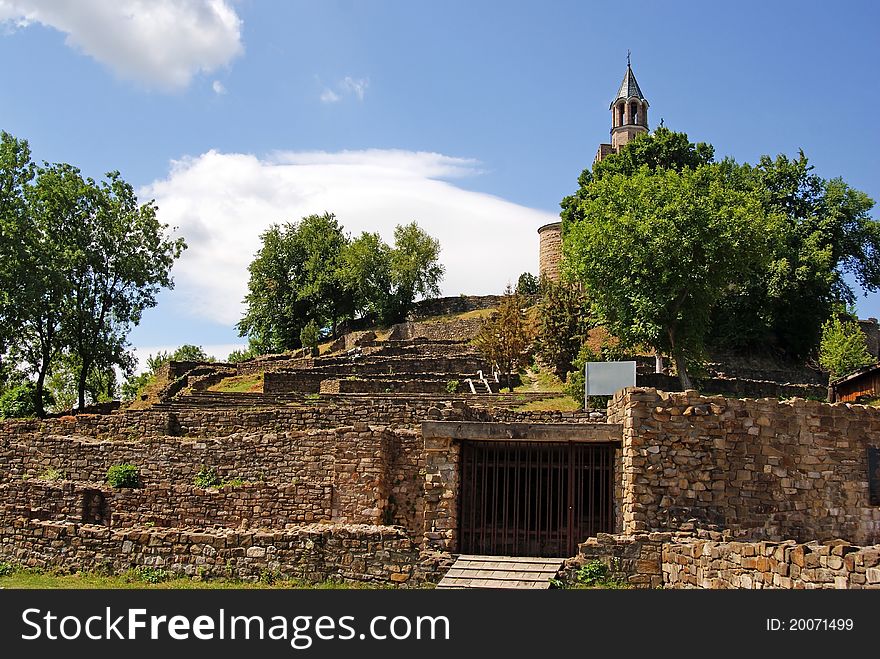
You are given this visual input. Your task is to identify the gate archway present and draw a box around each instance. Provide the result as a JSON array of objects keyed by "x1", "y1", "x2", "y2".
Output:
[{"x1": 458, "y1": 440, "x2": 615, "y2": 557}]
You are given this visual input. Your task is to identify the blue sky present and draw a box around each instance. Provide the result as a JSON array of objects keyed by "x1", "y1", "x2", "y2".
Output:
[{"x1": 1, "y1": 0, "x2": 878, "y2": 367}]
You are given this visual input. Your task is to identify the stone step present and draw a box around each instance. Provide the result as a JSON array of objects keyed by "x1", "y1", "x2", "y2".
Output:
[{"x1": 436, "y1": 555, "x2": 565, "y2": 590}]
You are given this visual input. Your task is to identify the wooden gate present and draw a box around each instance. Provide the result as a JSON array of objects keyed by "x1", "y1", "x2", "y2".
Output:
[{"x1": 458, "y1": 440, "x2": 615, "y2": 558}]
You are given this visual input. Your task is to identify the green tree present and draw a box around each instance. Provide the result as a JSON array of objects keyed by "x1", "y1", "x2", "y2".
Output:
[
  {"x1": 711, "y1": 153, "x2": 880, "y2": 356},
  {"x1": 14, "y1": 162, "x2": 91, "y2": 416},
  {"x1": 561, "y1": 127, "x2": 714, "y2": 228},
  {"x1": 564, "y1": 165, "x2": 776, "y2": 389},
  {"x1": 0, "y1": 132, "x2": 35, "y2": 374},
  {"x1": 819, "y1": 315, "x2": 874, "y2": 379},
  {"x1": 474, "y1": 286, "x2": 534, "y2": 391},
  {"x1": 535, "y1": 279, "x2": 591, "y2": 379},
  {"x1": 516, "y1": 272, "x2": 540, "y2": 297},
  {"x1": 62, "y1": 171, "x2": 185, "y2": 409},
  {"x1": 296, "y1": 212, "x2": 354, "y2": 334},
  {"x1": 299, "y1": 319, "x2": 321, "y2": 356},
  {"x1": 388, "y1": 221, "x2": 444, "y2": 321},
  {"x1": 341, "y1": 231, "x2": 394, "y2": 322},
  {"x1": 238, "y1": 221, "x2": 311, "y2": 352}
]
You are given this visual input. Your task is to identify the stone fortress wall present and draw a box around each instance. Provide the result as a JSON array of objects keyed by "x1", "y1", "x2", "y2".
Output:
[{"x1": 2, "y1": 381, "x2": 880, "y2": 587}]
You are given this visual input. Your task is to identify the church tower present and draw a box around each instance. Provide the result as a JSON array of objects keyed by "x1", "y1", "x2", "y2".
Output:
[
  {"x1": 540, "y1": 57, "x2": 650, "y2": 282},
  {"x1": 595, "y1": 54, "x2": 649, "y2": 163}
]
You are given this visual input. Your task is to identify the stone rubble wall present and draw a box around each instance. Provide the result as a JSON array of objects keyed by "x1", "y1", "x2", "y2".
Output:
[
  {"x1": 608, "y1": 388, "x2": 880, "y2": 544},
  {"x1": 637, "y1": 373, "x2": 827, "y2": 400},
  {"x1": 663, "y1": 538, "x2": 880, "y2": 589},
  {"x1": 0, "y1": 426, "x2": 424, "y2": 534},
  {"x1": 0, "y1": 518, "x2": 428, "y2": 586},
  {"x1": 0, "y1": 479, "x2": 332, "y2": 528},
  {"x1": 387, "y1": 318, "x2": 485, "y2": 343}
]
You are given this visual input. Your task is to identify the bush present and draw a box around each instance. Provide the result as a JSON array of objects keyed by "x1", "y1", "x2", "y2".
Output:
[
  {"x1": 106, "y1": 464, "x2": 140, "y2": 488},
  {"x1": 0, "y1": 561, "x2": 14, "y2": 577},
  {"x1": 0, "y1": 383, "x2": 41, "y2": 419},
  {"x1": 299, "y1": 319, "x2": 321, "y2": 356},
  {"x1": 819, "y1": 315, "x2": 873, "y2": 379},
  {"x1": 132, "y1": 566, "x2": 169, "y2": 584},
  {"x1": 193, "y1": 466, "x2": 221, "y2": 488},
  {"x1": 39, "y1": 467, "x2": 64, "y2": 481},
  {"x1": 446, "y1": 379, "x2": 460, "y2": 394}
]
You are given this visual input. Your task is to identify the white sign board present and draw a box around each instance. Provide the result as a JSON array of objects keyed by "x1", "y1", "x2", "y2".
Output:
[{"x1": 585, "y1": 361, "x2": 637, "y2": 398}]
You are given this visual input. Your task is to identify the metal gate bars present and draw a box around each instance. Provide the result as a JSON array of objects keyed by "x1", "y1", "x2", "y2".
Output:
[{"x1": 458, "y1": 440, "x2": 615, "y2": 558}]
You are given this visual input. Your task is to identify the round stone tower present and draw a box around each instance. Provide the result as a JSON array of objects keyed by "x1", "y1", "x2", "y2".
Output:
[{"x1": 538, "y1": 221, "x2": 562, "y2": 282}]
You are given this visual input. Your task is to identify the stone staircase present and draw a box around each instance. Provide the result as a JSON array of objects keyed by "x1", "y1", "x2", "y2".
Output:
[{"x1": 436, "y1": 555, "x2": 565, "y2": 589}]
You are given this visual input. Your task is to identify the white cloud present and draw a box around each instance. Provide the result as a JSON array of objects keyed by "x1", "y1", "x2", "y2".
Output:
[
  {"x1": 212, "y1": 79, "x2": 226, "y2": 95},
  {"x1": 340, "y1": 76, "x2": 368, "y2": 101},
  {"x1": 319, "y1": 88, "x2": 340, "y2": 104},
  {"x1": 320, "y1": 75, "x2": 369, "y2": 103},
  {"x1": 141, "y1": 149, "x2": 553, "y2": 326},
  {"x1": 0, "y1": 0, "x2": 243, "y2": 90}
]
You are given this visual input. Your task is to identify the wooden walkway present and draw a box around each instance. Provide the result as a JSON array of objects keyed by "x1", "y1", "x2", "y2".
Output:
[{"x1": 436, "y1": 555, "x2": 565, "y2": 589}]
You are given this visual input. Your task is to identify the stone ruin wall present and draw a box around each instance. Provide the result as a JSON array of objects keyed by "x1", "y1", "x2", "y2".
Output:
[
  {"x1": 561, "y1": 532, "x2": 880, "y2": 589},
  {"x1": 663, "y1": 537, "x2": 880, "y2": 589},
  {"x1": 1, "y1": 519, "x2": 424, "y2": 585},
  {"x1": 0, "y1": 425, "x2": 423, "y2": 535},
  {"x1": 607, "y1": 388, "x2": 880, "y2": 545}
]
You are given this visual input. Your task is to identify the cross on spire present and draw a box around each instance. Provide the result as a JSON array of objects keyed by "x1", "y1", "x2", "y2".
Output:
[{"x1": 627, "y1": 49, "x2": 631, "y2": 67}]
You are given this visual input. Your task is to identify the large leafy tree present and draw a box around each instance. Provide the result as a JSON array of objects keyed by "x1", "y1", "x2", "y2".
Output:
[
  {"x1": 0, "y1": 131, "x2": 185, "y2": 415},
  {"x1": 341, "y1": 231, "x2": 394, "y2": 322},
  {"x1": 14, "y1": 163, "x2": 90, "y2": 415},
  {"x1": 388, "y1": 221, "x2": 444, "y2": 320},
  {"x1": 711, "y1": 153, "x2": 880, "y2": 356},
  {"x1": 564, "y1": 164, "x2": 776, "y2": 388},
  {"x1": 63, "y1": 171, "x2": 185, "y2": 409},
  {"x1": 0, "y1": 132, "x2": 35, "y2": 386},
  {"x1": 561, "y1": 127, "x2": 880, "y2": 366},
  {"x1": 240, "y1": 215, "x2": 443, "y2": 352},
  {"x1": 238, "y1": 220, "x2": 311, "y2": 353}
]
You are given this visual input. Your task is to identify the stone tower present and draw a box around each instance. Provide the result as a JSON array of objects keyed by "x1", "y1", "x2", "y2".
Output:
[
  {"x1": 596, "y1": 55, "x2": 649, "y2": 163},
  {"x1": 539, "y1": 57, "x2": 650, "y2": 282}
]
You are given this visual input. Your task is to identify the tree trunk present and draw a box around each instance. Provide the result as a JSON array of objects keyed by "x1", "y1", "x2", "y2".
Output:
[
  {"x1": 673, "y1": 350, "x2": 693, "y2": 390},
  {"x1": 34, "y1": 361, "x2": 49, "y2": 418},
  {"x1": 667, "y1": 327, "x2": 693, "y2": 390},
  {"x1": 77, "y1": 361, "x2": 90, "y2": 411}
]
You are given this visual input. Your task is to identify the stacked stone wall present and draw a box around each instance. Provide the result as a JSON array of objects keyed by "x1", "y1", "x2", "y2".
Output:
[
  {"x1": 388, "y1": 319, "x2": 484, "y2": 342},
  {"x1": 0, "y1": 480, "x2": 332, "y2": 528},
  {"x1": 0, "y1": 426, "x2": 423, "y2": 533},
  {"x1": 663, "y1": 538, "x2": 880, "y2": 589},
  {"x1": 608, "y1": 388, "x2": 880, "y2": 544},
  {"x1": 0, "y1": 519, "x2": 425, "y2": 585},
  {"x1": 637, "y1": 373, "x2": 826, "y2": 400}
]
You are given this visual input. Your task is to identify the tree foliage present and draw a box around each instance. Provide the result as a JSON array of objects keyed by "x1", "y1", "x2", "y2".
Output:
[
  {"x1": 238, "y1": 214, "x2": 443, "y2": 352},
  {"x1": 561, "y1": 127, "x2": 880, "y2": 374},
  {"x1": 474, "y1": 286, "x2": 535, "y2": 391},
  {"x1": 711, "y1": 153, "x2": 880, "y2": 356},
  {"x1": 819, "y1": 315, "x2": 874, "y2": 379},
  {"x1": 535, "y1": 279, "x2": 591, "y2": 379},
  {"x1": 516, "y1": 272, "x2": 540, "y2": 297},
  {"x1": 0, "y1": 131, "x2": 184, "y2": 415},
  {"x1": 564, "y1": 164, "x2": 776, "y2": 388}
]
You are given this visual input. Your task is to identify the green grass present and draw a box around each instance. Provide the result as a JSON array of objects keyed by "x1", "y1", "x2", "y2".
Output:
[
  {"x1": 0, "y1": 568, "x2": 400, "y2": 590},
  {"x1": 513, "y1": 395, "x2": 581, "y2": 412},
  {"x1": 209, "y1": 372, "x2": 263, "y2": 393},
  {"x1": 514, "y1": 364, "x2": 565, "y2": 393}
]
